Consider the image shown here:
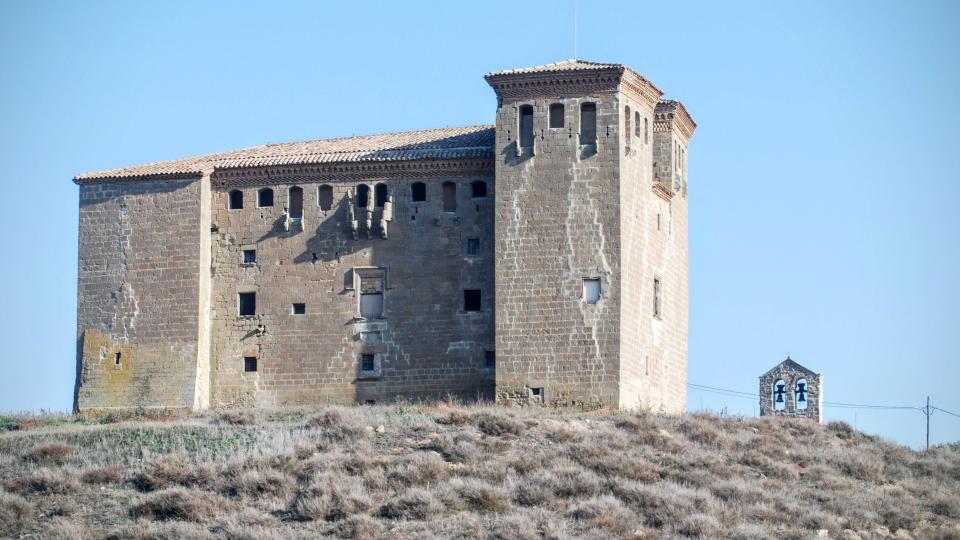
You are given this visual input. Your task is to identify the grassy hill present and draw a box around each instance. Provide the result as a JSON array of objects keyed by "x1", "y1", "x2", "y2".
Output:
[{"x1": 1, "y1": 404, "x2": 958, "y2": 539}]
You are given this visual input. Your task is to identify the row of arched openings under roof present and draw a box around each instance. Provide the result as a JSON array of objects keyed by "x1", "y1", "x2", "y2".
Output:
[
  {"x1": 772, "y1": 377, "x2": 810, "y2": 411},
  {"x1": 228, "y1": 180, "x2": 489, "y2": 213}
]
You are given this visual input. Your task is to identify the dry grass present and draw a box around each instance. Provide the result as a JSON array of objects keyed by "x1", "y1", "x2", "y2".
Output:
[{"x1": 0, "y1": 404, "x2": 958, "y2": 539}]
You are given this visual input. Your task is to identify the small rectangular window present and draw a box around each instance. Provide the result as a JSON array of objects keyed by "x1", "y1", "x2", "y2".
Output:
[
  {"x1": 549, "y1": 103, "x2": 564, "y2": 128},
  {"x1": 238, "y1": 292, "x2": 256, "y2": 316},
  {"x1": 361, "y1": 353, "x2": 376, "y2": 372},
  {"x1": 463, "y1": 289, "x2": 482, "y2": 312},
  {"x1": 467, "y1": 238, "x2": 480, "y2": 257},
  {"x1": 653, "y1": 278, "x2": 662, "y2": 318},
  {"x1": 583, "y1": 278, "x2": 601, "y2": 304},
  {"x1": 531, "y1": 387, "x2": 544, "y2": 403},
  {"x1": 485, "y1": 350, "x2": 496, "y2": 368},
  {"x1": 244, "y1": 357, "x2": 257, "y2": 372},
  {"x1": 580, "y1": 103, "x2": 597, "y2": 142},
  {"x1": 360, "y1": 276, "x2": 384, "y2": 319},
  {"x1": 114, "y1": 352, "x2": 122, "y2": 366},
  {"x1": 519, "y1": 105, "x2": 534, "y2": 148},
  {"x1": 242, "y1": 249, "x2": 256, "y2": 264},
  {"x1": 292, "y1": 303, "x2": 306, "y2": 315},
  {"x1": 442, "y1": 181, "x2": 456, "y2": 213}
]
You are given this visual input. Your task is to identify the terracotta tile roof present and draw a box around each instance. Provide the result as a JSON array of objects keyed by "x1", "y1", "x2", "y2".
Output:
[
  {"x1": 75, "y1": 125, "x2": 495, "y2": 183},
  {"x1": 486, "y1": 59, "x2": 623, "y2": 76}
]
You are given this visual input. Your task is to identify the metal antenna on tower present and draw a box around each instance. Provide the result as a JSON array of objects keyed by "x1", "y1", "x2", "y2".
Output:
[{"x1": 573, "y1": 0, "x2": 578, "y2": 60}]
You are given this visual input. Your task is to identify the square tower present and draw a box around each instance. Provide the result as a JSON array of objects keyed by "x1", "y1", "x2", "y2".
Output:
[{"x1": 485, "y1": 60, "x2": 695, "y2": 413}]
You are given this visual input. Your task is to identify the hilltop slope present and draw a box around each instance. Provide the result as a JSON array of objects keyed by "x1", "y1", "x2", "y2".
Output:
[{"x1": 1, "y1": 405, "x2": 958, "y2": 539}]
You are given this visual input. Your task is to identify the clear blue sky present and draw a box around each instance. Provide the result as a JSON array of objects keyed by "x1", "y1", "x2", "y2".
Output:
[{"x1": 1, "y1": 1, "x2": 957, "y2": 448}]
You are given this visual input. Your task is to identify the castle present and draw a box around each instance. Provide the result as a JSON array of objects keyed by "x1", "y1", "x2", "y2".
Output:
[{"x1": 73, "y1": 60, "x2": 695, "y2": 413}]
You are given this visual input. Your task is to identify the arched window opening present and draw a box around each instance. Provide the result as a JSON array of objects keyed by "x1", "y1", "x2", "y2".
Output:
[
  {"x1": 318, "y1": 184, "x2": 333, "y2": 211},
  {"x1": 471, "y1": 180, "x2": 487, "y2": 198},
  {"x1": 625, "y1": 106, "x2": 631, "y2": 144},
  {"x1": 635, "y1": 111, "x2": 641, "y2": 138},
  {"x1": 519, "y1": 104, "x2": 534, "y2": 148},
  {"x1": 773, "y1": 379, "x2": 787, "y2": 411},
  {"x1": 374, "y1": 183, "x2": 389, "y2": 208},
  {"x1": 411, "y1": 182, "x2": 426, "y2": 202},
  {"x1": 549, "y1": 103, "x2": 564, "y2": 128},
  {"x1": 356, "y1": 184, "x2": 370, "y2": 208},
  {"x1": 795, "y1": 378, "x2": 809, "y2": 410},
  {"x1": 288, "y1": 186, "x2": 303, "y2": 219},
  {"x1": 442, "y1": 181, "x2": 456, "y2": 212},
  {"x1": 258, "y1": 188, "x2": 274, "y2": 208},
  {"x1": 580, "y1": 103, "x2": 597, "y2": 142},
  {"x1": 229, "y1": 190, "x2": 243, "y2": 210}
]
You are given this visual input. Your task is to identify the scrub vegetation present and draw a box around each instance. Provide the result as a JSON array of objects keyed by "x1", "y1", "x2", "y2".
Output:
[{"x1": 1, "y1": 404, "x2": 958, "y2": 539}]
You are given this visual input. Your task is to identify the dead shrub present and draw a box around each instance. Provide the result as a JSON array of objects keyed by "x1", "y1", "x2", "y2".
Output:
[
  {"x1": 327, "y1": 514, "x2": 383, "y2": 539},
  {"x1": 306, "y1": 409, "x2": 369, "y2": 442},
  {"x1": 0, "y1": 491, "x2": 34, "y2": 535},
  {"x1": 674, "y1": 512, "x2": 721, "y2": 537},
  {"x1": 105, "y1": 521, "x2": 216, "y2": 540},
  {"x1": 421, "y1": 432, "x2": 482, "y2": 463},
  {"x1": 216, "y1": 411, "x2": 255, "y2": 426},
  {"x1": 81, "y1": 465, "x2": 125, "y2": 485},
  {"x1": 289, "y1": 473, "x2": 372, "y2": 521},
  {"x1": 567, "y1": 495, "x2": 638, "y2": 537},
  {"x1": 38, "y1": 517, "x2": 91, "y2": 540},
  {"x1": 827, "y1": 420, "x2": 856, "y2": 439},
  {"x1": 514, "y1": 460, "x2": 602, "y2": 506},
  {"x1": 434, "y1": 410, "x2": 475, "y2": 426},
  {"x1": 568, "y1": 442, "x2": 661, "y2": 482},
  {"x1": 386, "y1": 451, "x2": 448, "y2": 488},
  {"x1": 476, "y1": 413, "x2": 523, "y2": 437},
  {"x1": 4, "y1": 468, "x2": 80, "y2": 494},
  {"x1": 24, "y1": 442, "x2": 72, "y2": 464},
  {"x1": 222, "y1": 468, "x2": 294, "y2": 499},
  {"x1": 129, "y1": 487, "x2": 226, "y2": 522},
  {"x1": 930, "y1": 491, "x2": 960, "y2": 519},
  {"x1": 830, "y1": 447, "x2": 885, "y2": 482},
  {"x1": 710, "y1": 478, "x2": 767, "y2": 505},
  {"x1": 377, "y1": 487, "x2": 444, "y2": 520},
  {"x1": 678, "y1": 416, "x2": 724, "y2": 447}
]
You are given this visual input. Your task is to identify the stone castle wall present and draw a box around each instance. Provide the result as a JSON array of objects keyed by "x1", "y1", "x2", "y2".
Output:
[
  {"x1": 75, "y1": 178, "x2": 204, "y2": 411},
  {"x1": 208, "y1": 173, "x2": 496, "y2": 407}
]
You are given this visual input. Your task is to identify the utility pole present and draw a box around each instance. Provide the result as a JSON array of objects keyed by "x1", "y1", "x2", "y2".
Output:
[{"x1": 926, "y1": 396, "x2": 931, "y2": 451}]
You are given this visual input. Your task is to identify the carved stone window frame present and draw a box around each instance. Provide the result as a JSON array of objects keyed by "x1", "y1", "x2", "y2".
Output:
[{"x1": 350, "y1": 266, "x2": 389, "y2": 320}]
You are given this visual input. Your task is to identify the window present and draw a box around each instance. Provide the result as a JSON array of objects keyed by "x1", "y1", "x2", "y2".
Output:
[
  {"x1": 471, "y1": 180, "x2": 487, "y2": 198},
  {"x1": 580, "y1": 103, "x2": 596, "y2": 142},
  {"x1": 795, "y1": 379, "x2": 809, "y2": 410},
  {"x1": 288, "y1": 186, "x2": 303, "y2": 219},
  {"x1": 292, "y1": 303, "x2": 306, "y2": 315},
  {"x1": 549, "y1": 103, "x2": 564, "y2": 128},
  {"x1": 644, "y1": 117, "x2": 649, "y2": 144},
  {"x1": 244, "y1": 357, "x2": 257, "y2": 372},
  {"x1": 229, "y1": 190, "x2": 243, "y2": 210},
  {"x1": 464, "y1": 289, "x2": 481, "y2": 312},
  {"x1": 359, "y1": 275, "x2": 384, "y2": 319},
  {"x1": 361, "y1": 353, "x2": 376, "y2": 372},
  {"x1": 442, "y1": 181, "x2": 456, "y2": 212},
  {"x1": 242, "y1": 249, "x2": 256, "y2": 264},
  {"x1": 531, "y1": 387, "x2": 544, "y2": 403},
  {"x1": 411, "y1": 182, "x2": 426, "y2": 202},
  {"x1": 375, "y1": 183, "x2": 388, "y2": 208},
  {"x1": 258, "y1": 188, "x2": 274, "y2": 208},
  {"x1": 485, "y1": 350, "x2": 496, "y2": 368},
  {"x1": 466, "y1": 238, "x2": 480, "y2": 257},
  {"x1": 774, "y1": 379, "x2": 787, "y2": 411},
  {"x1": 239, "y1": 292, "x2": 256, "y2": 316},
  {"x1": 519, "y1": 105, "x2": 534, "y2": 148},
  {"x1": 653, "y1": 278, "x2": 662, "y2": 318},
  {"x1": 114, "y1": 352, "x2": 121, "y2": 366},
  {"x1": 318, "y1": 184, "x2": 333, "y2": 211},
  {"x1": 583, "y1": 278, "x2": 601, "y2": 304},
  {"x1": 625, "y1": 106, "x2": 631, "y2": 144},
  {"x1": 357, "y1": 184, "x2": 370, "y2": 208}
]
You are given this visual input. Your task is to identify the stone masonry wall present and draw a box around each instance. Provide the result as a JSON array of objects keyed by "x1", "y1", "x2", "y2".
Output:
[
  {"x1": 209, "y1": 173, "x2": 495, "y2": 407},
  {"x1": 494, "y1": 95, "x2": 623, "y2": 408},
  {"x1": 75, "y1": 178, "x2": 203, "y2": 411},
  {"x1": 760, "y1": 360, "x2": 824, "y2": 423}
]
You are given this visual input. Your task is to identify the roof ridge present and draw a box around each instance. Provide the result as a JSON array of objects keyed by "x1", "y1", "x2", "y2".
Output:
[{"x1": 262, "y1": 124, "x2": 495, "y2": 148}]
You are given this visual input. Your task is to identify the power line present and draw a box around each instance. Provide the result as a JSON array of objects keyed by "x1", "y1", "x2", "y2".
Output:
[
  {"x1": 687, "y1": 382, "x2": 920, "y2": 410},
  {"x1": 932, "y1": 406, "x2": 960, "y2": 419}
]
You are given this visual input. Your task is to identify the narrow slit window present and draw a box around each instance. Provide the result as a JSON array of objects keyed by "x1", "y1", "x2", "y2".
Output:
[
  {"x1": 519, "y1": 105, "x2": 534, "y2": 148},
  {"x1": 289, "y1": 186, "x2": 303, "y2": 219},
  {"x1": 625, "y1": 106, "x2": 631, "y2": 144},
  {"x1": 463, "y1": 289, "x2": 481, "y2": 312},
  {"x1": 114, "y1": 352, "x2": 122, "y2": 366},
  {"x1": 485, "y1": 350, "x2": 496, "y2": 368},
  {"x1": 635, "y1": 111, "x2": 641, "y2": 138},
  {"x1": 471, "y1": 180, "x2": 487, "y2": 198},
  {"x1": 653, "y1": 278, "x2": 662, "y2": 318},
  {"x1": 442, "y1": 181, "x2": 456, "y2": 212},
  {"x1": 356, "y1": 184, "x2": 370, "y2": 208},
  {"x1": 411, "y1": 182, "x2": 426, "y2": 202},
  {"x1": 374, "y1": 183, "x2": 388, "y2": 208},
  {"x1": 244, "y1": 357, "x2": 257, "y2": 372},
  {"x1": 292, "y1": 303, "x2": 306, "y2": 315},
  {"x1": 549, "y1": 103, "x2": 564, "y2": 128},
  {"x1": 466, "y1": 238, "x2": 480, "y2": 257},
  {"x1": 583, "y1": 278, "x2": 601, "y2": 304},
  {"x1": 242, "y1": 249, "x2": 256, "y2": 264},
  {"x1": 228, "y1": 190, "x2": 243, "y2": 210},
  {"x1": 238, "y1": 292, "x2": 256, "y2": 316},
  {"x1": 258, "y1": 188, "x2": 274, "y2": 208},
  {"x1": 318, "y1": 184, "x2": 333, "y2": 211},
  {"x1": 644, "y1": 117, "x2": 649, "y2": 144},
  {"x1": 580, "y1": 103, "x2": 597, "y2": 142}
]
